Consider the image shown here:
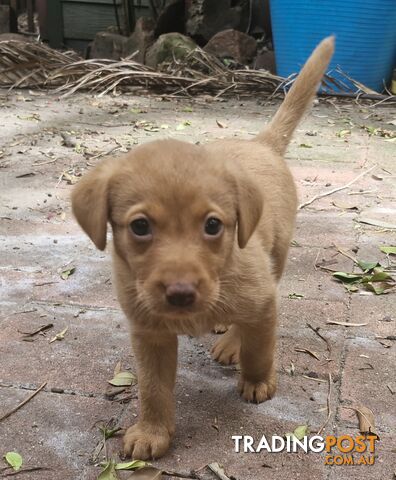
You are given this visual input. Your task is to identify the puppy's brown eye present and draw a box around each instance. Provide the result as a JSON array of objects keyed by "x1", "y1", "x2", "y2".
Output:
[
  {"x1": 130, "y1": 218, "x2": 151, "y2": 237},
  {"x1": 204, "y1": 217, "x2": 223, "y2": 237}
]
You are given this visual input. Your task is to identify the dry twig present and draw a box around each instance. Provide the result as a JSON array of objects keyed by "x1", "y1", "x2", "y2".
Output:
[
  {"x1": 298, "y1": 165, "x2": 376, "y2": 210},
  {"x1": 0, "y1": 382, "x2": 47, "y2": 422},
  {"x1": 307, "y1": 323, "x2": 332, "y2": 356},
  {"x1": 317, "y1": 373, "x2": 332, "y2": 435}
]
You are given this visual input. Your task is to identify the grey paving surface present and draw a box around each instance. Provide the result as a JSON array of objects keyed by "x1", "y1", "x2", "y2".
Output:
[{"x1": 0, "y1": 90, "x2": 395, "y2": 479}]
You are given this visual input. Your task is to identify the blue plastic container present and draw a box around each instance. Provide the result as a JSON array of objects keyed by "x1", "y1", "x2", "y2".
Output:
[{"x1": 270, "y1": 0, "x2": 396, "y2": 93}]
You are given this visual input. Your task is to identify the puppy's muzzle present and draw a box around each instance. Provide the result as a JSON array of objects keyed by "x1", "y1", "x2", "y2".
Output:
[{"x1": 165, "y1": 282, "x2": 196, "y2": 307}]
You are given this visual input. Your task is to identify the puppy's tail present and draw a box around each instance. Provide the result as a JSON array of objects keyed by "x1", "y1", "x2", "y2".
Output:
[{"x1": 257, "y1": 36, "x2": 335, "y2": 155}]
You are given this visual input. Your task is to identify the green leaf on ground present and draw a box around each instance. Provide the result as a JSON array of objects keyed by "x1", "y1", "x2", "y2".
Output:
[
  {"x1": 175, "y1": 120, "x2": 192, "y2": 131},
  {"x1": 333, "y1": 272, "x2": 362, "y2": 283},
  {"x1": 60, "y1": 266, "x2": 76, "y2": 280},
  {"x1": 108, "y1": 371, "x2": 137, "y2": 387},
  {"x1": 98, "y1": 460, "x2": 118, "y2": 480},
  {"x1": 357, "y1": 260, "x2": 379, "y2": 272},
  {"x1": 380, "y1": 246, "x2": 396, "y2": 255},
  {"x1": 299, "y1": 143, "x2": 312, "y2": 148},
  {"x1": 285, "y1": 425, "x2": 309, "y2": 440},
  {"x1": 4, "y1": 452, "x2": 23, "y2": 471},
  {"x1": 99, "y1": 426, "x2": 122, "y2": 440},
  {"x1": 336, "y1": 129, "x2": 351, "y2": 138},
  {"x1": 115, "y1": 460, "x2": 148, "y2": 470}
]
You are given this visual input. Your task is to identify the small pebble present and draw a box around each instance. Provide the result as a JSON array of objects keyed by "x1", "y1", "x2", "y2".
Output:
[{"x1": 51, "y1": 387, "x2": 64, "y2": 394}]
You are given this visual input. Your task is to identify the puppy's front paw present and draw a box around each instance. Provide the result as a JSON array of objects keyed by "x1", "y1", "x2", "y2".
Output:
[
  {"x1": 238, "y1": 375, "x2": 276, "y2": 403},
  {"x1": 123, "y1": 423, "x2": 171, "y2": 460},
  {"x1": 211, "y1": 328, "x2": 240, "y2": 365}
]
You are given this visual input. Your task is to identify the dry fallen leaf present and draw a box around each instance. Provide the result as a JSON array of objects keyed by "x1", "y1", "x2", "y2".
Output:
[
  {"x1": 208, "y1": 463, "x2": 231, "y2": 480},
  {"x1": 49, "y1": 327, "x2": 68, "y2": 343},
  {"x1": 356, "y1": 217, "x2": 396, "y2": 229},
  {"x1": 108, "y1": 371, "x2": 137, "y2": 387},
  {"x1": 326, "y1": 321, "x2": 368, "y2": 327},
  {"x1": 294, "y1": 347, "x2": 320, "y2": 360},
  {"x1": 355, "y1": 406, "x2": 376, "y2": 435}
]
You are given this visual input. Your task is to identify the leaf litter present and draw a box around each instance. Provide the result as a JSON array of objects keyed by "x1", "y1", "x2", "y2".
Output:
[{"x1": 331, "y1": 247, "x2": 395, "y2": 294}]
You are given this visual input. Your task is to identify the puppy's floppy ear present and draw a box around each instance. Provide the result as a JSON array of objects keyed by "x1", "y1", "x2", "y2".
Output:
[
  {"x1": 236, "y1": 175, "x2": 263, "y2": 248},
  {"x1": 71, "y1": 161, "x2": 114, "y2": 250}
]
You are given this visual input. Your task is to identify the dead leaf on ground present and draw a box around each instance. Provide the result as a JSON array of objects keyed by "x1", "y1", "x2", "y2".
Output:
[
  {"x1": 351, "y1": 406, "x2": 377, "y2": 436},
  {"x1": 17, "y1": 113, "x2": 41, "y2": 122},
  {"x1": 208, "y1": 462, "x2": 231, "y2": 480},
  {"x1": 326, "y1": 321, "x2": 368, "y2": 327},
  {"x1": 49, "y1": 327, "x2": 68, "y2": 343},
  {"x1": 216, "y1": 120, "x2": 227, "y2": 128},
  {"x1": 356, "y1": 217, "x2": 396, "y2": 229},
  {"x1": 108, "y1": 371, "x2": 137, "y2": 387},
  {"x1": 60, "y1": 171, "x2": 80, "y2": 185},
  {"x1": 294, "y1": 348, "x2": 320, "y2": 360},
  {"x1": 285, "y1": 361, "x2": 295, "y2": 376},
  {"x1": 332, "y1": 201, "x2": 359, "y2": 211}
]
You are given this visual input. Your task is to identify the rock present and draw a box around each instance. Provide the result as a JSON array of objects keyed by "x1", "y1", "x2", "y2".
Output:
[
  {"x1": 124, "y1": 17, "x2": 155, "y2": 63},
  {"x1": 145, "y1": 32, "x2": 197, "y2": 69},
  {"x1": 90, "y1": 32, "x2": 127, "y2": 60},
  {"x1": 185, "y1": 0, "x2": 248, "y2": 45},
  {"x1": 254, "y1": 49, "x2": 276, "y2": 73},
  {"x1": 204, "y1": 29, "x2": 257, "y2": 64},
  {"x1": 0, "y1": 5, "x2": 10, "y2": 34}
]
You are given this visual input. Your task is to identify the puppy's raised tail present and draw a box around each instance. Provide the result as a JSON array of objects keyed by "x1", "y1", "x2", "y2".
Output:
[{"x1": 257, "y1": 36, "x2": 335, "y2": 155}]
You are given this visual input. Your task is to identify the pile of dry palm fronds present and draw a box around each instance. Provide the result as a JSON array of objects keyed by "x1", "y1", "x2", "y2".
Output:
[
  {"x1": 0, "y1": 40, "x2": 80, "y2": 89},
  {"x1": 0, "y1": 39, "x2": 392, "y2": 100},
  {"x1": 0, "y1": 39, "x2": 285, "y2": 97}
]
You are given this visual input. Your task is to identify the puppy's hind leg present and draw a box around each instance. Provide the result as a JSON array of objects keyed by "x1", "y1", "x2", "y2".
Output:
[
  {"x1": 211, "y1": 324, "x2": 241, "y2": 365},
  {"x1": 238, "y1": 296, "x2": 277, "y2": 403}
]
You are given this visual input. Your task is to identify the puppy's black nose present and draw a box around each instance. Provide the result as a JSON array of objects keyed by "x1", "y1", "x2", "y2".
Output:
[{"x1": 166, "y1": 282, "x2": 196, "y2": 307}]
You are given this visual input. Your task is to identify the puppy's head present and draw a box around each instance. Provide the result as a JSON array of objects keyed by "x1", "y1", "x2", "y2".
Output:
[{"x1": 72, "y1": 139, "x2": 262, "y2": 319}]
